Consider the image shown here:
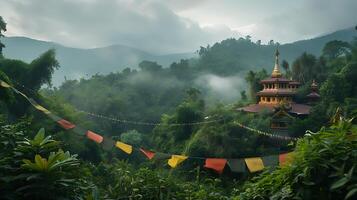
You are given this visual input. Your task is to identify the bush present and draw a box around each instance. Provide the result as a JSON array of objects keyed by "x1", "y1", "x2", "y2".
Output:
[
  {"x1": 235, "y1": 118, "x2": 357, "y2": 200},
  {"x1": 0, "y1": 121, "x2": 92, "y2": 200}
]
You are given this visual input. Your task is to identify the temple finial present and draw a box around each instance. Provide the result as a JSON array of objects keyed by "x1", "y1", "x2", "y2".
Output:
[{"x1": 271, "y1": 46, "x2": 282, "y2": 78}]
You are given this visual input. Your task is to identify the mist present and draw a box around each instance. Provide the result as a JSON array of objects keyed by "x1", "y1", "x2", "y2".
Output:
[{"x1": 194, "y1": 73, "x2": 247, "y2": 105}]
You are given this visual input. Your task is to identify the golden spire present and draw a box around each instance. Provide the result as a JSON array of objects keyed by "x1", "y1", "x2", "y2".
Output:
[{"x1": 271, "y1": 48, "x2": 282, "y2": 78}]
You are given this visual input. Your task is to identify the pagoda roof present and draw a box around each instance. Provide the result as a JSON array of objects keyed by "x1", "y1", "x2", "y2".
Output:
[
  {"x1": 237, "y1": 103, "x2": 311, "y2": 115},
  {"x1": 307, "y1": 92, "x2": 320, "y2": 98},
  {"x1": 256, "y1": 89, "x2": 296, "y2": 96},
  {"x1": 289, "y1": 81, "x2": 301, "y2": 85},
  {"x1": 260, "y1": 77, "x2": 291, "y2": 83}
]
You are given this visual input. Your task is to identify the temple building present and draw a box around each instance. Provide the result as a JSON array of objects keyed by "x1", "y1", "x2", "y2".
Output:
[
  {"x1": 238, "y1": 49, "x2": 319, "y2": 131},
  {"x1": 306, "y1": 80, "x2": 320, "y2": 105}
]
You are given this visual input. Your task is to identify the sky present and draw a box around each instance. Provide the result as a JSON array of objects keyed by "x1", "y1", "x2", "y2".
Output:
[{"x1": 1, "y1": 0, "x2": 356, "y2": 54}]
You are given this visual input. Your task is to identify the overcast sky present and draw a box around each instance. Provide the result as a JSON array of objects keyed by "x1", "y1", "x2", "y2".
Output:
[{"x1": 1, "y1": 0, "x2": 356, "y2": 54}]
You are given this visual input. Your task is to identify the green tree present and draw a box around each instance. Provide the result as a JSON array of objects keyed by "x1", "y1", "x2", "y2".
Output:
[
  {"x1": 138, "y1": 60, "x2": 162, "y2": 72},
  {"x1": 322, "y1": 40, "x2": 351, "y2": 60},
  {"x1": 0, "y1": 16, "x2": 6, "y2": 57},
  {"x1": 245, "y1": 69, "x2": 268, "y2": 102}
]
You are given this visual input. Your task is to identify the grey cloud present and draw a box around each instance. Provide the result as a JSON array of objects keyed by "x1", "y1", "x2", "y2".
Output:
[
  {"x1": 1, "y1": 0, "x2": 237, "y2": 54},
  {"x1": 253, "y1": 0, "x2": 357, "y2": 43},
  {"x1": 1, "y1": 0, "x2": 355, "y2": 54}
]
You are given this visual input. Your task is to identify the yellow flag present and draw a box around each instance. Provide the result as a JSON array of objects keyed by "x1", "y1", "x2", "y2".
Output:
[
  {"x1": 34, "y1": 104, "x2": 51, "y2": 114},
  {"x1": 245, "y1": 157, "x2": 264, "y2": 172},
  {"x1": 115, "y1": 141, "x2": 133, "y2": 154},
  {"x1": 0, "y1": 81, "x2": 11, "y2": 88},
  {"x1": 168, "y1": 155, "x2": 188, "y2": 168}
]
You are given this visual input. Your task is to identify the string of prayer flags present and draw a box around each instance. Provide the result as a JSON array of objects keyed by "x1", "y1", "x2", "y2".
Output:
[
  {"x1": 204, "y1": 158, "x2": 227, "y2": 174},
  {"x1": 279, "y1": 152, "x2": 294, "y2": 166},
  {"x1": 140, "y1": 148, "x2": 155, "y2": 160},
  {"x1": 168, "y1": 155, "x2": 188, "y2": 168},
  {"x1": 262, "y1": 155, "x2": 279, "y2": 167},
  {"x1": 86, "y1": 130, "x2": 103, "y2": 144},
  {"x1": 57, "y1": 119, "x2": 76, "y2": 130},
  {"x1": 115, "y1": 141, "x2": 133, "y2": 154},
  {"x1": 227, "y1": 159, "x2": 247, "y2": 173},
  {"x1": 244, "y1": 157, "x2": 264, "y2": 173}
]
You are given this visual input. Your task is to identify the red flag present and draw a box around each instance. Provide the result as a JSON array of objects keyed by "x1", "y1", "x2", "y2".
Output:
[
  {"x1": 140, "y1": 148, "x2": 155, "y2": 160},
  {"x1": 86, "y1": 130, "x2": 103, "y2": 144},
  {"x1": 57, "y1": 119, "x2": 76, "y2": 130},
  {"x1": 204, "y1": 158, "x2": 227, "y2": 174},
  {"x1": 279, "y1": 152, "x2": 293, "y2": 166}
]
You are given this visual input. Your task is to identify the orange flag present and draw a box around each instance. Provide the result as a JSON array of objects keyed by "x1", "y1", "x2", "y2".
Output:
[
  {"x1": 57, "y1": 119, "x2": 76, "y2": 130},
  {"x1": 204, "y1": 158, "x2": 227, "y2": 174},
  {"x1": 279, "y1": 152, "x2": 294, "y2": 166},
  {"x1": 140, "y1": 148, "x2": 155, "y2": 160},
  {"x1": 86, "y1": 130, "x2": 103, "y2": 144}
]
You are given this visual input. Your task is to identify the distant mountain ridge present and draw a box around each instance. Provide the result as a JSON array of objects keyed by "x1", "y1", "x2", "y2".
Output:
[
  {"x1": 2, "y1": 37, "x2": 196, "y2": 85},
  {"x1": 2, "y1": 27, "x2": 356, "y2": 86}
]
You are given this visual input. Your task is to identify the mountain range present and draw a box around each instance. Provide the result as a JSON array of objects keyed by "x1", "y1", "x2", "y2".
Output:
[{"x1": 2, "y1": 27, "x2": 356, "y2": 86}]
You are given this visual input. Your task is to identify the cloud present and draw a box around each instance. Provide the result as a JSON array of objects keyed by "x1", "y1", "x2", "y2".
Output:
[
  {"x1": 245, "y1": 0, "x2": 357, "y2": 43},
  {"x1": 0, "y1": 0, "x2": 239, "y2": 54},
  {"x1": 194, "y1": 74, "x2": 246, "y2": 104},
  {"x1": 1, "y1": 0, "x2": 355, "y2": 54}
]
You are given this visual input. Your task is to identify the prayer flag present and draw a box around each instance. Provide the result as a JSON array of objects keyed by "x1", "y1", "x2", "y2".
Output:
[
  {"x1": 0, "y1": 81, "x2": 11, "y2": 88},
  {"x1": 34, "y1": 104, "x2": 51, "y2": 114},
  {"x1": 28, "y1": 98, "x2": 51, "y2": 114},
  {"x1": 245, "y1": 157, "x2": 264, "y2": 173},
  {"x1": 57, "y1": 119, "x2": 76, "y2": 130},
  {"x1": 86, "y1": 130, "x2": 103, "y2": 144},
  {"x1": 279, "y1": 152, "x2": 294, "y2": 166},
  {"x1": 227, "y1": 159, "x2": 247, "y2": 173},
  {"x1": 115, "y1": 141, "x2": 133, "y2": 154},
  {"x1": 140, "y1": 148, "x2": 155, "y2": 160},
  {"x1": 262, "y1": 155, "x2": 279, "y2": 167},
  {"x1": 204, "y1": 158, "x2": 227, "y2": 174},
  {"x1": 168, "y1": 155, "x2": 188, "y2": 168}
]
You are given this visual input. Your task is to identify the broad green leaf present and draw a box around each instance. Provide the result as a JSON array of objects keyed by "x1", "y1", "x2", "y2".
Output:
[
  {"x1": 345, "y1": 188, "x2": 357, "y2": 200},
  {"x1": 34, "y1": 128, "x2": 45, "y2": 143},
  {"x1": 330, "y1": 177, "x2": 349, "y2": 190}
]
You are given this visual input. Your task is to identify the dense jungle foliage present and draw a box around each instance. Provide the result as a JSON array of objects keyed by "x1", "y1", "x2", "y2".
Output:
[{"x1": 0, "y1": 17, "x2": 357, "y2": 199}]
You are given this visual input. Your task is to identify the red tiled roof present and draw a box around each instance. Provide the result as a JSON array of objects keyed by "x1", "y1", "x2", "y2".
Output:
[{"x1": 237, "y1": 103, "x2": 311, "y2": 115}]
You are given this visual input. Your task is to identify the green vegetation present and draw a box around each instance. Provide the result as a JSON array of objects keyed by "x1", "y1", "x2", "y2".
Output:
[{"x1": 235, "y1": 117, "x2": 357, "y2": 200}]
